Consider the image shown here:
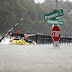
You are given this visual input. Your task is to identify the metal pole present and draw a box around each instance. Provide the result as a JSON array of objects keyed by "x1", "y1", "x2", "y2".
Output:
[
  {"x1": 56, "y1": 0, "x2": 58, "y2": 9},
  {"x1": 53, "y1": 0, "x2": 59, "y2": 47}
]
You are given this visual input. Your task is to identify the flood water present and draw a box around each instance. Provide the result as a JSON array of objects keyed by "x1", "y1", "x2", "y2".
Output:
[{"x1": 0, "y1": 40, "x2": 72, "y2": 72}]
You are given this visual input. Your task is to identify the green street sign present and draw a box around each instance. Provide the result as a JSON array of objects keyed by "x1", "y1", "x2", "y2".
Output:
[
  {"x1": 44, "y1": 9, "x2": 64, "y2": 20},
  {"x1": 47, "y1": 19, "x2": 63, "y2": 25}
]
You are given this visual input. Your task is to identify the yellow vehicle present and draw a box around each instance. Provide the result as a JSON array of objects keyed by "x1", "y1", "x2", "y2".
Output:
[{"x1": 10, "y1": 39, "x2": 29, "y2": 45}]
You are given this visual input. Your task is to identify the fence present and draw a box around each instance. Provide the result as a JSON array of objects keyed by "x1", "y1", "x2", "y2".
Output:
[{"x1": 29, "y1": 34, "x2": 72, "y2": 45}]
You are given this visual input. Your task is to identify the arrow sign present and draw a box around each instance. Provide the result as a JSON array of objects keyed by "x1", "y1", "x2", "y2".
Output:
[
  {"x1": 47, "y1": 19, "x2": 63, "y2": 25},
  {"x1": 44, "y1": 9, "x2": 64, "y2": 20}
]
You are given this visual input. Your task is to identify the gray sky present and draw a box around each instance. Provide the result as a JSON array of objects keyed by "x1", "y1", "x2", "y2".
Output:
[{"x1": 34, "y1": 0, "x2": 72, "y2": 3}]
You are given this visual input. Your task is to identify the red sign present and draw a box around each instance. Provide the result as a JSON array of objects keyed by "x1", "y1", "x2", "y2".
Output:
[{"x1": 52, "y1": 26, "x2": 61, "y2": 41}]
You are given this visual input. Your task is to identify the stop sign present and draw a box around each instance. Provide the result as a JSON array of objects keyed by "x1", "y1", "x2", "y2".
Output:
[{"x1": 51, "y1": 26, "x2": 61, "y2": 41}]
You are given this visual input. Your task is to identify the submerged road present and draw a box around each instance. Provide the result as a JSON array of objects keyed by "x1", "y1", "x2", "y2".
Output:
[{"x1": 0, "y1": 43, "x2": 72, "y2": 72}]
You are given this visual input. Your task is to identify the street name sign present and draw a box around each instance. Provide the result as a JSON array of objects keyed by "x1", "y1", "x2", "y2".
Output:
[
  {"x1": 47, "y1": 19, "x2": 63, "y2": 25},
  {"x1": 44, "y1": 9, "x2": 64, "y2": 20}
]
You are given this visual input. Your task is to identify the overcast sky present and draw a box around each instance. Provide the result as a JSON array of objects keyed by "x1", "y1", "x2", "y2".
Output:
[{"x1": 34, "y1": 0, "x2": 72, "y2": 3}]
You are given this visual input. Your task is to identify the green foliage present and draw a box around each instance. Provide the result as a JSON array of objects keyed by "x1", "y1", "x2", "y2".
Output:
[{"x1": 0, "y1": 0, "x2": 72, "y2": 35}]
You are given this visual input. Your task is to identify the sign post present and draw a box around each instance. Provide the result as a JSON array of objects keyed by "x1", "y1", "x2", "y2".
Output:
[
  {"x1": 51, "y1": 25, "x2": 61, "y2": 47},
  {"x1": 44, "y1": 0, "x2": 64, "y2": 47}
]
